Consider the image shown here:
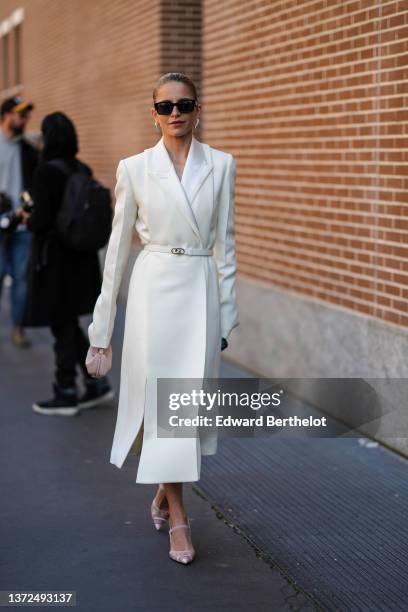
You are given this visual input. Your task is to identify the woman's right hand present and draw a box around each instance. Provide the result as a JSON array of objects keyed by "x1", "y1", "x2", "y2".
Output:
[{"x1": 91, "y1": 346, "x2": 108, "y2": 354}]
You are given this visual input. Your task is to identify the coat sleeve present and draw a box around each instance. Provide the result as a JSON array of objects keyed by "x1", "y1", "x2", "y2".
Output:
[
  {"x1": 213, "y1": 153, "x2": 239, "y2": 340},
  {"x1": 26, "y1": 164, "x2": 62, "y2": 234},
  {"x1": 88, "y1": 160, "x2": 138, "y2": 348}
]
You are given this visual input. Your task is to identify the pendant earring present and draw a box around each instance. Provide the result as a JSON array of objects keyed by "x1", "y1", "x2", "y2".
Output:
[
  {"x1": 194, "y1": 118, "x2": 200, "y2": 129},
  {"x1": 154, "y1": 122, "x2": 160, "y2": 132}
]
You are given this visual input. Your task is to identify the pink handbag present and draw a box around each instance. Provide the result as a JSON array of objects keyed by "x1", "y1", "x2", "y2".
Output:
[{"x1": 85, "y1": 345, "x2": 112, "y2": 378}]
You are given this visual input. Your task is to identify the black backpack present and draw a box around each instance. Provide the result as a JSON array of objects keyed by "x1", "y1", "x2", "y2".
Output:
[{"x1": 49, "y1": 159, "x2": 112, "y2": 252}]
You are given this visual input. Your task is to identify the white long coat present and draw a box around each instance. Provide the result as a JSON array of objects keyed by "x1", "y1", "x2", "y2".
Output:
[{"x1": 88, "y1": 135, "x2": 239, "y2": 483}]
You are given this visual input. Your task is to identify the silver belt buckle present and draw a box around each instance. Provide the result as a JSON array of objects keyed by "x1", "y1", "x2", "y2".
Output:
[{"x1": 171, "y1": 247, "x2": 185, "y2": 255}]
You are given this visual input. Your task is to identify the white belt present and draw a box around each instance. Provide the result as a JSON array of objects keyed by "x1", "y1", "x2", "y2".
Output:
[{"x1": 144, "y1": 244, "x2": 213, "y2": 256}]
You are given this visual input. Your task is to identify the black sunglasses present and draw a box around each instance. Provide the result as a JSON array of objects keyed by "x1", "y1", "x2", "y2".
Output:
[{"x1": 154, "y1": 98, "x2": 197, "y2": 115}]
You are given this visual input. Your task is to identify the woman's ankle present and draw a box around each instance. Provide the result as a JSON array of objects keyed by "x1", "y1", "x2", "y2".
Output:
[
  {"x1": 154, "y1": 486, "x2": 169, "y2": 509},
  {"x1": 169, "y1": 508, "x2": 188, "y2": 525}
]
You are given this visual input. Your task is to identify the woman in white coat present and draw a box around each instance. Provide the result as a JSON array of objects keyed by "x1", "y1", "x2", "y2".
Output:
[{"x1": 88, "y1": 72, "x2": 238, "y2": 564}]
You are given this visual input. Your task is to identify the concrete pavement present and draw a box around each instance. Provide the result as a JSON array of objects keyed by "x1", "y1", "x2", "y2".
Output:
[{"x1": 0, "y1": 289, "x2": 315, "y2": 612}]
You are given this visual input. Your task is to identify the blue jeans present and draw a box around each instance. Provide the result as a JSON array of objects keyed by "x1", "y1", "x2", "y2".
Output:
[{"x1": 0, "y1": 229, "x2": 33, "y2": 326}]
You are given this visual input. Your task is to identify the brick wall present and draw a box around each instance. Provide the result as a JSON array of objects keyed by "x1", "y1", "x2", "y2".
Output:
[
  {"x1": 1, "y1": 0, "x2": 407, "y2": 330},
  {"x1": 0, "y1": 0, "x2": 163, "y2": 187},
  {"x1": 161, "y1": 0, "x2": 202, "y2": 98},
  {"x1": 202, "y1": 0, "x2": 408, "y2": 328}
]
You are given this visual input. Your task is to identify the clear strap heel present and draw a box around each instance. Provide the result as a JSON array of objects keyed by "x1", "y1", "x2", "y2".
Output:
[
  {"x1": 150, "y1": 500, "x2": 170, "y2": 531},
  {"x1": 168, "y1": 518, "x2": 195, "y2": 565}
]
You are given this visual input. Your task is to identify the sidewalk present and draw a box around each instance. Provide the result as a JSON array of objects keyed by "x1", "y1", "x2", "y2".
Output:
[
  {"x1": 0, "y1": 289, "x2": 315, "y2": 612},
  {"x1": 2, "y1": 283, "x2": 408, "y2": 611}
]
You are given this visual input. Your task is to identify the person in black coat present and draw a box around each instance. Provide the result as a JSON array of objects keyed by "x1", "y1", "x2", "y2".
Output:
[{"x1": 22, "y1": 112, "x2": 113, "y2": 415}]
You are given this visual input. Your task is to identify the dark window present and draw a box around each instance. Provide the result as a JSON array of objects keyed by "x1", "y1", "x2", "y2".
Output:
[
  {"x1": 14, "y1": 24, "x2": 21, "y2": 85},
  {"x1": 2, "y1": 33, "x2": 9, "y2": 90}
]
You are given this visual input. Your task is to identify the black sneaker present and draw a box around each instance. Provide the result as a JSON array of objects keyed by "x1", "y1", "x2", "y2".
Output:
[
  {"x1": 78, "y1": 377, "x2": 114, "y2": 411},
  {"x1": 32, "y1": 383, "x2": 79, "y2": 416}
]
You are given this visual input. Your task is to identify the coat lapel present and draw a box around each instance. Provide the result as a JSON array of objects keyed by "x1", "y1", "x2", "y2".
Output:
[{"x1": 147, "y1": 135, "x2": 213, "y2": 242}]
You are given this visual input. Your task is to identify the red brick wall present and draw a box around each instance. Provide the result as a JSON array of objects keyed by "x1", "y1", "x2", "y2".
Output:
[
  {"x1": 161, "y1": 0, "x2": 202, "y2": 97},
  {"x1": 1, "y1": 0, "x2": 407, "y2": 328},
  {"x1": 202, "y1": 0, "x2": 408, "y2": 327},
  {"x1": 0, "y1": 0, "x2": 163, "y2": 187}
]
